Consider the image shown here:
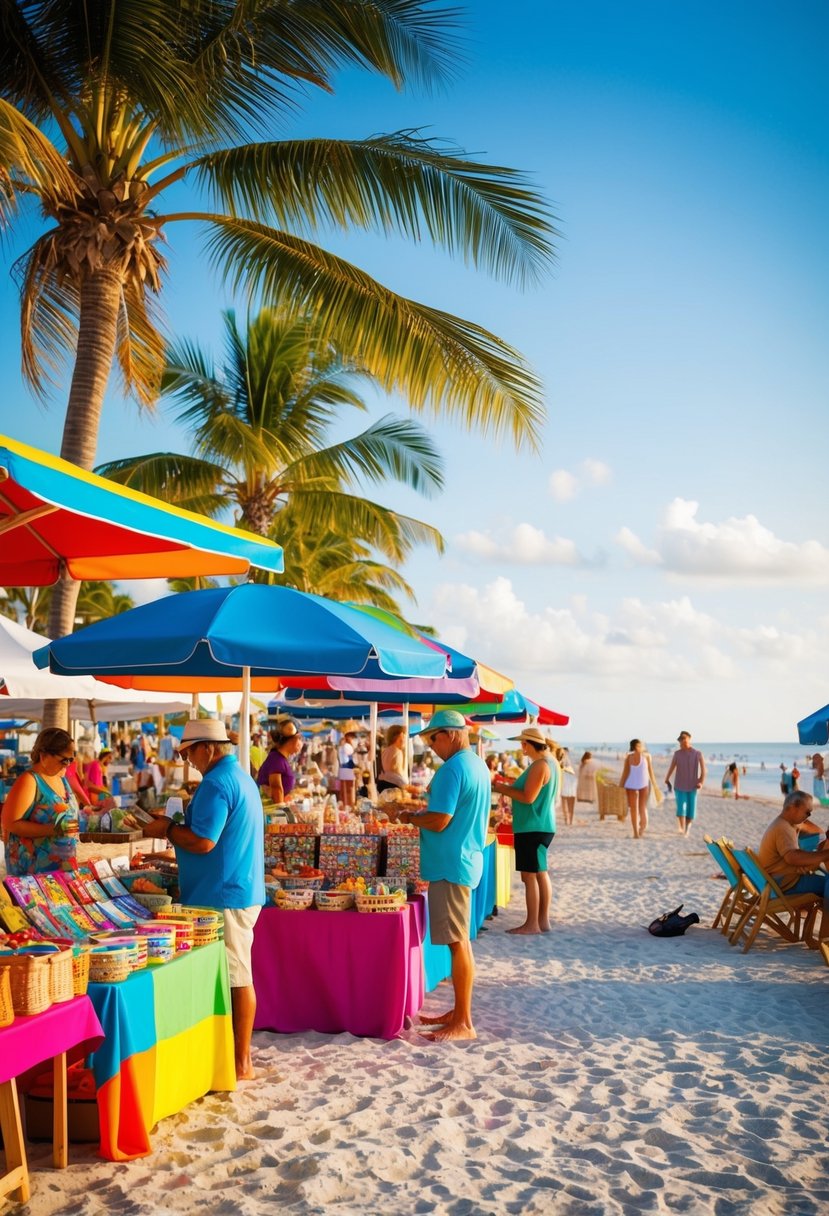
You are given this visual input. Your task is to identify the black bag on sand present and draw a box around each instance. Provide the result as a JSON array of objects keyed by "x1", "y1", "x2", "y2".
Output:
[{"x1": 648, "y1": 904, "x2": 700, "y2": 937}]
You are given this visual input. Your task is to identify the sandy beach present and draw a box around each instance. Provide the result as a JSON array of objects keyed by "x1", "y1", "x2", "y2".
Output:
[{"x1": 14, "y1": 790, "x2": 829, "y2": 1216}]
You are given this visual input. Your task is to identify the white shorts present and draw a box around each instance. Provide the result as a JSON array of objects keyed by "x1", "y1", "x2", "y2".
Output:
[{"x1": 222, "y1": 906, "x2": 261, "y2": 987}]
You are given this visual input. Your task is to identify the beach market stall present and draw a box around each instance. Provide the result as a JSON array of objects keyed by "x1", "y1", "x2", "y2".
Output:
[{"x1": 0, "y1": 995, "x2": 104, "y2": 1203}]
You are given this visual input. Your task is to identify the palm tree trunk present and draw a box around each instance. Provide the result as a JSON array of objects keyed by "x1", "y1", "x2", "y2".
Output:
[{"x1": 44, "y1": 269, "x2": 123, "y2": 729}]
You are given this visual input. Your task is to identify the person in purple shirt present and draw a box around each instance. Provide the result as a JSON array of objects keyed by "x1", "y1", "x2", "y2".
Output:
[
  {"x1": 664, "y1": 730, "x2": 706, "y2": 836},
  {"x1": 256, "y1": 719, "x2": 302, "y2": 802}
]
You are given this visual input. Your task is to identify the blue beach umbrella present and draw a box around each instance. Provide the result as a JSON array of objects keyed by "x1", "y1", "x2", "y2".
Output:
[
  {"x1": 797, "y1": 704, "x2": 829, "y2": 746},
  {"x1": 34, "y1": 586, "x2": 448, "y2": 773},
  {"x1": 33, "y1": 585, "x2": 448, "y2": 687}
]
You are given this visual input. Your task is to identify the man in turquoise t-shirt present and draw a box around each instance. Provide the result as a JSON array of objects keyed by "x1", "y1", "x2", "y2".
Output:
[
  {"x1": 396, "y1": 709, "x2": 490, "y2": 1042},
  {"x1": 142, "y1": 719, "x2": 265, "y2": 1080}
]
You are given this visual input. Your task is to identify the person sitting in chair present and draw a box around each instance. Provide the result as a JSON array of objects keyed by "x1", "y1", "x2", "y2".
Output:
[{"x1": 757, "y1": 791, "x2": 829, "y2": 934}]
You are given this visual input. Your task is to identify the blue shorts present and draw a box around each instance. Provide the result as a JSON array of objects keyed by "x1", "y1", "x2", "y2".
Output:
[
  {"x1": 787, "y1": 873, "x2": 829, "y2": 898},
  {"x1": 675, "y1": 790, "x2": 698, "y2": 820}
]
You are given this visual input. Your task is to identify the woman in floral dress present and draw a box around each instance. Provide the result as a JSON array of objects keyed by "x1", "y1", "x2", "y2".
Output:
[{"x1": 1, "y1": 728, "x2": 80, "y2": 874}]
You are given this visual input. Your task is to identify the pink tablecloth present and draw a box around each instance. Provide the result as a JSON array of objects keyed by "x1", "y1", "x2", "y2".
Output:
[
  {"x1": 252, "y1": 896, "x2": 426, "y2": 1039},
  {"x1": 0, "y1": 996, "x2": 104, "y2": 1084}
]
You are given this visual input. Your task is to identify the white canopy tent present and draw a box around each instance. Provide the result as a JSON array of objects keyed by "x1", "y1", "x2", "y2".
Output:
[{"x1": 1, "y1": 615, "x2": 195, "y2": 720}]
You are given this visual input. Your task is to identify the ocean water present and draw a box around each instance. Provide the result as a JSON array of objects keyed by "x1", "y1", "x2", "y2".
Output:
[{"x1": 571, "y1": 742, "x2": 823, "y2": 801}]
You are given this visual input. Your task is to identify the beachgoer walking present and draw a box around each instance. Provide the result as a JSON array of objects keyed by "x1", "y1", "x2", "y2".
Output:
[
  {"x1": 576, "y1": 751, "x2": 598, "y2": 803},
  {"x1": 811, "y1": 753, "x2": 827, "y2": 805},
  {"x1": 393, "y1": 709, "x2": 490, "y2": 1042},
  {"x1": 558, "y1": 747, "x2": 577, "y2": 825},
  {"x1": 492, "y1": 727, "x2": 559, "y2": 934},
  {"x1": 791, "y1": 763, "x2": 801, "y2": 791},
  {"x1": 619, "y1": 739, "x2": 657, "y2": 838},
  {"x1": 337, "y1": 731, "x2": 359, "y2": 807},
  {"x1": 757, "y1": 790, "x2": 829, "y2": 936},
  {"x1": 141, "y1": 719, "x2": 265, "y2": 1079},
  {"x1": 779, "y1": 764, "x2": 794, "y2": 796},
  {"x1": 664, "y1": 730, "x2": 705, "y2": 836}
]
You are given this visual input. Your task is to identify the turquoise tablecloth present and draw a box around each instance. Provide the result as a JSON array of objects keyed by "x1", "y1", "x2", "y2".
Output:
[{"x1": 422, "y1": 838, "x2": 497, "y2": 992}]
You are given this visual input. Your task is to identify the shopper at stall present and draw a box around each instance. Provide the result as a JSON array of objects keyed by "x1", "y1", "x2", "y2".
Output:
[
  {"x1": 394, "y1": 709, "x2": 490, "y2": 1042},
  {"x1": 1, "y1": 727, "x2": 80, "y2": 874},
  {"x1": 257, "y1": 719, "x2": 302, "y2": 802},
  {"x1": 141, "y1": 719, "x2": 265, "y2": 1080},
  {"x1": 492, "y1": 727, "x2": 559, "y2": 934}
]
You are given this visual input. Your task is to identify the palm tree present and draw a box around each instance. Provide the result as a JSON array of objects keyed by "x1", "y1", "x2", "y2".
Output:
[
  {"x1": 98, "y1": 307, "x2": 446, "y2": 568},
  {"x1": 0, "y1": 581, "x2": 134, "y2": 633},
  {"x1": 1, "y1": 0, "x2": 557, "y2": 652}
]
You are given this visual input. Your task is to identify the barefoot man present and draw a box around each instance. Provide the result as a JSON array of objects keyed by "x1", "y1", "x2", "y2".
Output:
[
  {"x1": 142, "y1": 719, "x2": 264, "y2": 1079},
  {"x1": 491, "y1": 726, "x2": 558, "y2": 934},
  {"x1": 395, "y1": 710, "x2": 490, "y2": 1042}
]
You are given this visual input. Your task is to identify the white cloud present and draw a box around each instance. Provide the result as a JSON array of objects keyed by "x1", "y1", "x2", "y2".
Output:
[
  {"x1": 616, "y1": 498, "x2": 829, "y2": 584},
  {"x1": 426, "y1": 578, "x2": 829, "y2": 742},
  {"x1": 615, "y1": 526, "x2": 660, "y2": 565},
  {"x1": 547, "y1": 459, "x2": 612, "y2": 502},
  {"x1": 581, "y1": 458, "x2": 612, "y2": 486},
  {"x1": 548, "y1": 469, "x2": 578, "y2": 501},
  {"x1": 454, "y1": 523, "x2": 591, "y2": 566}
]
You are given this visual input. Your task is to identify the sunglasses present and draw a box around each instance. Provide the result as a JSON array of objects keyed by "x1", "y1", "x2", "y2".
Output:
[{"x1": 52, "y1": 754, "x2": 74, "y2": 766}]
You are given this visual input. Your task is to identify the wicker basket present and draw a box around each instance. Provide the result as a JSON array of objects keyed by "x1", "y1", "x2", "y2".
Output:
[
  {"x1": 274, "y1": 888, "x2": 315, "y2": 911},
  {"x1": 88, "y1": 945, "x2": 132, "y2": 984},
  {"x1": 46, "y1": 946, "x2": 75, "y2": 1004},
  {"x1": 0, "y1": 951, "x2": 52, "y2": 1015},
  {"x1": 151, "y1": 916, "x2": 194, "y2": 953},
  {"x1": 314, "y1": 890, "x2": 355, "y2": 911},
  {"x1": 71, "y1": 947, "x2": 90, "y2": 997},
  {"x1": 0, "y1": 966, "x2": 14, "y2": 1027},
  {"x1": 355, "y1": 891, "x2": 407, "y2": 914},
  {"x1": 131, "y1": 892, "x2": 173, "y2": 913},
  {"x1": 273, "y1": 873, "x2": 325, "y2": 891}
]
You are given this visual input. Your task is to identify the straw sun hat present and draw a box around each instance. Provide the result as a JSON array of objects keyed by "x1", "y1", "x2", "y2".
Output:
[
  {"x1": 508, "y1": 726, "x2": 553, "y2": 747},
  {"x1": 176, "y1": 720, "x2": 231, "y2": 752}
]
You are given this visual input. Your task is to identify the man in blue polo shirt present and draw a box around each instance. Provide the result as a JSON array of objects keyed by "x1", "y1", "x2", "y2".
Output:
[
  {"x1": 143, "y1": 719, "x2": 264, "y2": 1079},
  {"x1": 395, "y1": 709, "x2": 490, "y2": 1042}
]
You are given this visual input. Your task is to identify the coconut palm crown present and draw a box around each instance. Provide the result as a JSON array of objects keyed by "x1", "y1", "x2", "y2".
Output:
[
  {"x1": 97, "y1": 306, "x2": 446, "y2": 576},
  {"x1": 1, "y1": 0, "x2": 558, "y2": 666}
]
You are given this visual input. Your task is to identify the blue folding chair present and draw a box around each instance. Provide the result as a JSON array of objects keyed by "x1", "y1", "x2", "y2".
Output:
[
  {"x1": 728, "y1": 848, "x2": 820, "y2": 954},
  {"x1": 704, "y1": 836, "x2": 750, "y2": 937}
]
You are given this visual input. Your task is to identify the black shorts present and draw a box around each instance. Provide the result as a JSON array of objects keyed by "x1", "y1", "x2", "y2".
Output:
[{"x1": 514, "y1": 831, "x2": 555, "y2": 873}]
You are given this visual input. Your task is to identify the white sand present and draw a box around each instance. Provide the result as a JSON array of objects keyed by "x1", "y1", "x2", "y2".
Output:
[{"x1": 16, "y1": 793, "x2": 829, "y2": 1216}]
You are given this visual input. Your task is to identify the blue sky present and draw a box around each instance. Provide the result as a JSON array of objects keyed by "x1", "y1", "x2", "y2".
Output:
[{"x1": 1, "y1": 1, "x2": 827, "y2": 740}]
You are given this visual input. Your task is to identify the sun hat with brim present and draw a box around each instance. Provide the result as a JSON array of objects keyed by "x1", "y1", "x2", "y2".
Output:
[
  {"x1": 176, "y1": 719, "x2": 231, "y2": 751},
  {"x1": 508, "y1": 726, "x2": 551, "y2": 746},
  {"x1": 419, "y1": 709, "x2": 468, "y2": 737}
]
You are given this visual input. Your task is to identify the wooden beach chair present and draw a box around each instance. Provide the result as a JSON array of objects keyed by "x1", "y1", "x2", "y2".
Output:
[
  {"x1": 703, "y1": 836, "x2": 750, "y2": 937},
  {"x1": 727, "y1": 848, "x2": 820, "y2": 954}
]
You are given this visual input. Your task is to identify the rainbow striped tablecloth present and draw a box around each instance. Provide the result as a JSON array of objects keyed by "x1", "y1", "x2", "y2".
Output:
[{"x1": 86, "y1": 941, "x2": 235, "y2": 1160}]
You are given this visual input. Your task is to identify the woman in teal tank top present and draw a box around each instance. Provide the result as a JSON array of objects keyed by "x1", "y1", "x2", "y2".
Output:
[{"x1": 492, "y1": 727, "x2": 559, "y2": 935}]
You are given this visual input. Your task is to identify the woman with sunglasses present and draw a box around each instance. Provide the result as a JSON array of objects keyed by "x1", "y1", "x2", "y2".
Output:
[{"x1": 1, "y1": 727, "x2": 80, "y2": 875}]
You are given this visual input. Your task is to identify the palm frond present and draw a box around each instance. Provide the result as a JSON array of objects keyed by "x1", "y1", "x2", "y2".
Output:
[
  {"x1": 196, "y1": 132, "x2": 556, "y2": 287},
  {"x1": 0, "y1": 98, "x2": 79, "y2": 217},
  {"x1": 284, "y1": 414, "x2": 444, "y2": 496},
  {"x1": 203, "y1": 218, "x2": 546, "y2": 450},
  {"x1": 15, "y1": 232, "x2": 80, "y2": 397},
  {"x1": 275, "y1": 487, "x2": 444, "y2": 562},
  {"x1": 94, "y1": 450, "x2": 231, "y2": 517},
  {"x1": 114, "y1": 279, "x2": 167, "y2": 406}
]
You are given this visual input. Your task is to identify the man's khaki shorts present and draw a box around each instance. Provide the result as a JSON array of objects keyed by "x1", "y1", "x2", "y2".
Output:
[
  {"x1": 222, "y1": 906, "x2": 261, "y2": 987},
  {"x1": 427, "y1": 880, "x2": 471, "y2": 945}
]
